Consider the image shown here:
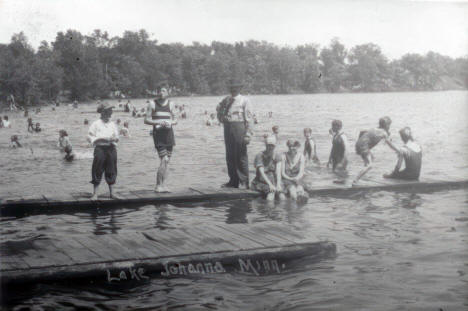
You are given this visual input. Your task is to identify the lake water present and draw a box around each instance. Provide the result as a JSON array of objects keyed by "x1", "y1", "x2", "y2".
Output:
[{"x1": 1, "y1": 91, "x2": 467, "y2": 310}]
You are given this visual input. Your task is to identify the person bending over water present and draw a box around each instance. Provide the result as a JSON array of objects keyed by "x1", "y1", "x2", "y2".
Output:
[
  {"x1": 87, "y1": 103, "x2": 119, "y2": 200},
  {"x1": 145, "y1": 86, "x2": 178, "y2": 193},
  {"x1": 251, "y1": 136, "x2": 285, "y2": 201},
  {"x1": 303, "y1": 128, "x2": 320, "y2": 165},
  {"x1": 10, "y1": 135, "x2": 22, "y2": 148},
  {"x1": 353, "y1": 116, "x2": 398, "y2": 186},
  {"x1": 383, "y1": 127, "x2": 422, "y2": 181},
  {"x1": 327, "y1": 120, "x2": 348, "y2": 172},
  {"x1": 282, "y1": 140, "x2": 307, "y2": 201}
]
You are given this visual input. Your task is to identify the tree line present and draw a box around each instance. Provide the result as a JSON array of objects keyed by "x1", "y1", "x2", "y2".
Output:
[{"x1": 0, "y1": 29, "x2": 467, "y2": 106}]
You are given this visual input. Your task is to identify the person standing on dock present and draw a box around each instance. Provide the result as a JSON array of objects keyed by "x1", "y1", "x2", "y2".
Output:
[
  {"x1": 384, "y1": 127, "x2": 422, "y2": 181},
  {"x1": 87, "y1": 103, "x2": 119, "y2": 200},
  {"x1": 144, "y1": 86, "x2": 178, "y2": 193},
  {"x1": 216, "y1": 79, "x2": 254, "y2": 189},
  {"x1": 353, "y1": 116, "x2": 399, "y2": 186},
  {"x1": 327, "y1": 120, "x2": 348, "y2": 172}
]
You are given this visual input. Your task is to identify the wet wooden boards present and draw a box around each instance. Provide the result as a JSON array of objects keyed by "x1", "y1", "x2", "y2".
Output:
[
  {"x1": 0, "y1": 223, "x2": 336, "y2": 285},
  {"x1": 1, "y1": 178, "x2": 466, "y2": 216}
]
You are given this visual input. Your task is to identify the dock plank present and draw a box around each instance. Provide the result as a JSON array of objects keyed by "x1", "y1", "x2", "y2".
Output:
[
  {"x1": 50, "y1": 238, "x2": 102, "y2": 264},
  {"x1": 179, "y1": 226, "x2": 238, "y2": 253},
  {"x1": 73, "y1": 236, "x2": 121, "y2": 261},
  {"x1": 129, "y1": 231, "x2": 180, "y2": 257},
  {"x1": 209, "y1": 224, "x2": 265, "y2": 250},
  {"x1": 219, "y1": 224, "x2": 277, "y2": 248}
]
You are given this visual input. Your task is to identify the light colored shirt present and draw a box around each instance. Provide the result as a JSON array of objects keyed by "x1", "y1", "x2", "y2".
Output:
[
  {"x1": 88, "y1": 119, "x2": 119, "y2": 146},
  {"x1": 217, "y1": 94, "x2": 254, "y2": 136},
  {"x1": 2, "y1": 120, "x2": 11, "y2": 128}
]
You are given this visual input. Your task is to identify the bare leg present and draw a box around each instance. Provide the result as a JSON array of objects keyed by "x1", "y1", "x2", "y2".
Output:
[
  {"x1": 109, "y1": 184, "x2": 117, "y2": 199},
  {"x1": 278, "y1": 193, "x2": 286, "y2": 201},
  {"x1": 156, "y1": 156, "x2": 169, "y2": 192},
  {"x1": 266, "y1": 193, "x2": 275, "y2": 201},
  {"x1": 289, "y1": 186, "x2": 298, "y2": 201},
  {"x1": 353, "y1": 153, "x2": 373, "y2": 186},
  {"x1": 91, "y1": 184, "x2": 99, "y2": 200}
]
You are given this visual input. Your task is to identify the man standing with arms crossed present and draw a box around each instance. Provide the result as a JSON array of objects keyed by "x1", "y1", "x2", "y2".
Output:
[
  {"x1": 217, "y1": 79, "x2": 254, "y2": 189},
  {"x1": 145, "y1": 86, "x2": 178, "y2": 192}
]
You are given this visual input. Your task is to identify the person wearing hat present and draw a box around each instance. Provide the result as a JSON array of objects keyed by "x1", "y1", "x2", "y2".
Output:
[
  {"x1": 87, "y1": 102, "x2": 119, "y2": 199},
  {"x1": 216, "y1": 79, "x2": 254, "y2": 189},
  {"x1": 353, "y1": 116, "x2": 399, "y2": 186},
  {"x1": 144, "y1": 86, "x2": 178, "y2": 193},
  {"x1": 251, "y1": 135, "x2": 285, "y2": 201},
  {"x1": 384, "y1": 127, "x2": 422, "y2": 180},
  {"x1": 281, "y1": 140, "x2": 307, "y2": 201}
]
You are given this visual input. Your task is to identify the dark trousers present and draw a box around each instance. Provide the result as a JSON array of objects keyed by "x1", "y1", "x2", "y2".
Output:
[
  {"x1": 91, "y1": 145, "x2": 117, "y2": 185},
  {"x1": 223, "y1": 122, "x2": 249, "y2": 187}
]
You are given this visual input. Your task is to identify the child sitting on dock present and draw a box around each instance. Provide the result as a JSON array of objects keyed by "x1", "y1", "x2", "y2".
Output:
[
  {"x1": 384, "y1": 127, "x2": 422, "y2": 181},
  {"x1": 353, "y1": 116, "x2": 399, "y2": 186},
  {"x1": 57, "y1": 130, "x2": 72, "y2": 151},
  {"x1": 303, "y1": 128, "x2": 319, "y2": 165},
  {"x1": 282, "y1": 140, "x2": 307, "y2": 201},
  {"x1": 327, "y1": 120, "x2": 348, "y2": 172},
  {"x1": 9, "y1": 135, "x2": 22, "y2": 148},
  {"x1": 251, "y1": 136, "x2": 285, "y2": 201},
  {"x1": 88, "y1": 102, "x2": 119, "y2": 200}
]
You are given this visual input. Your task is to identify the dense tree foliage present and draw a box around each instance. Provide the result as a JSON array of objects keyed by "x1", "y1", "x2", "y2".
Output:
[{"x1": 0, "y1": 30, "x2": 466, "y2": 105}]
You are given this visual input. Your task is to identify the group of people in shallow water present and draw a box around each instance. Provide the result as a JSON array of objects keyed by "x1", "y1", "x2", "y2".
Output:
[
  {"x1": 2, "y1": 87, "x2": 422, "y2": 201},
  {"x1": 251, "y1": 116, "x2": 422, "y2": 201}
]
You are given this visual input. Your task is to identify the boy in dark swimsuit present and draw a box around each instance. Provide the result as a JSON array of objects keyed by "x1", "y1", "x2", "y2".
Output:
[
  {"x1": 327, "y1": 120, "x2": 348, "y2": 172},
  {"x1": 384, "y1": 127, "x2": 422, "y2": 180}
]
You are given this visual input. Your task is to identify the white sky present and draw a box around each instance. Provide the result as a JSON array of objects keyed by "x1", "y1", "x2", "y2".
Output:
[{"x1": 0, "y1": 0, "x2": 466, "y2": 59}]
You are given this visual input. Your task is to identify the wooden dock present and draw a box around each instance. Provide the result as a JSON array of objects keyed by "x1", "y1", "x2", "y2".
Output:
[
  {"x1": 0, "y1": 223, "x2": 336, "y2": 285},
  {"x1": 1, "y1": 177, "x2": 467, "y2": 217}
]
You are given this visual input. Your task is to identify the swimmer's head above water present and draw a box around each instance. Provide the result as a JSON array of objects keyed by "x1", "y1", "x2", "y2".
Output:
[
  {"x1": 399, "y1": 127, "x2": 413, "y2": 143},
  {"x1": 378, "y1": 116, "x2": 392, "y2": 134}
]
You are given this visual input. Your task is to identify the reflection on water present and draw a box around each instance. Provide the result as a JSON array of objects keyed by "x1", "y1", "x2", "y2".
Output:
[{"x1": 2, "y1": 188, "x2": 468, "y2": 310}]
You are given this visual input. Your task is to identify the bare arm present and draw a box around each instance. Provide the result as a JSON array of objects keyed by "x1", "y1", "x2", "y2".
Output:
[
  {"x1": 144, "y1": 102, "x2": 164, "y2": 126},
  {"x1": 169, "y1": 101, "x2": 178, "y2": 126},
  {"x1": 339, "y1": 134, "x2": 349, "y2": 165},
  {"x1": 293, "y1": 155, "x2": 306, "y2": 181},
  {"x1": 275, "y1": 158, "x2": 282, "y2": 191},
  {"x1": 243, "y1": 99, "x2": 254, "y2": 137},
  {"x1": 258, "y1": 166, "x2": 275, "y2": 191}
]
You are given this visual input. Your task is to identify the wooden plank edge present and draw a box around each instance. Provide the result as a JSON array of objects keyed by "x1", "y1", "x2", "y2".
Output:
[{"x1": 1, "y1": 241, "x2": 336, "y2": 285}]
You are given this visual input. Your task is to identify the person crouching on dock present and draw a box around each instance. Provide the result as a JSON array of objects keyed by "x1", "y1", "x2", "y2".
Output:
[
  {"x1": 144, "y1": 86, "x2": 177, "y2": 193},
  {"x1": 251, "y1": 135, "x2": 285, "y2": 201},
  {"x1": 353, "y1": 116, "x2": 398, "y2": 186},
  {"x1": 87, "y1": 103, "x2": 119, "y2": 200},
  {"x1": 384, "y1": 127, "x2": 422, "y2": 181}
]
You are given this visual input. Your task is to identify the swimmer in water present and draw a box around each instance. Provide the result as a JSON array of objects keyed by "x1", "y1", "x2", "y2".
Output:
[
  {"x1": 272, "y1": 126, "x2": 279, "y2": 142},
  {"x1": 34, "y1": 122, "x2": 41, "y2": 132},
  {"x1": 120, "y1": 121, "x2": 130, "y2": 137},
  {"x1": 64, "y1": 145, "x2": 75, "y2": 161},
  {"x1": 27, "y1": 117, "x2": 34, "y2": 132},
  {"x1": 352, "y1": 116, "x2": 398, "y2": 186},
  {"x1": 58, "y1": 130, "x2": 72, "y2": 151},
  {"x1": 303, "y1": 128, "x2": 320, "y2": 165},
  {"x1": 383, "y1": 127, "x2": 422, "y2": 181},
  {"x1": 10, "y1": 135, "x2": 22, "y2": 148}
]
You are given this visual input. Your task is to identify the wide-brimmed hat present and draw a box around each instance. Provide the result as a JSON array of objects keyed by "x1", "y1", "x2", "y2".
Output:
[
  {"x1": 97, "y1": 102, "x2": 114, "y2": 113},
  {"x1": 228, "y1": 79, "x2": 244, "y2": 88}
]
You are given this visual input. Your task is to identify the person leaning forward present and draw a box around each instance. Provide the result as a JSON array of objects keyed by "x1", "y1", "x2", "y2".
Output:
[{"x1": 216, "y1": 79, "x2": 254, "y2": 189}]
